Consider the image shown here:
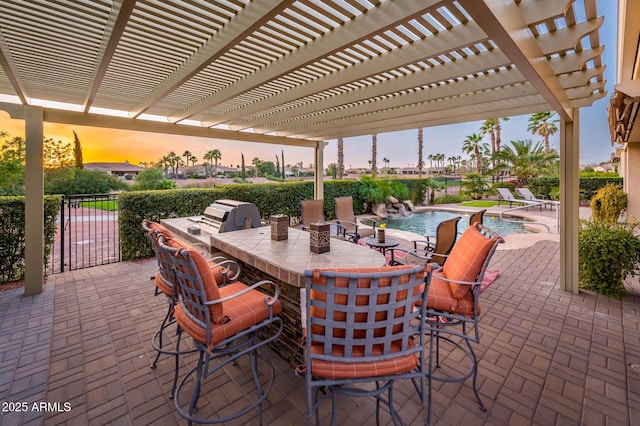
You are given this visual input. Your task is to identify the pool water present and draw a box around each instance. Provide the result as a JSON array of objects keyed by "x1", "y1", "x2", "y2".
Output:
[{"x1": 379, "y1": 210, "x2": 533, "y2": 237}]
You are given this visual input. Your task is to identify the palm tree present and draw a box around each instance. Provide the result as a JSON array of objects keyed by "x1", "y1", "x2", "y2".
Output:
[
  {"x1": 204, "y1": 149, "x2": 221, "y2": 176},
  {"x1": 427, "y1": 153, "x2": 434, "y2": 171},
  {"x1": 494, "y1": 139, "x2": 559, "y2": 186},
  {"x1": 436, "y1": 153, "x2": 445, "y2": 172},
  {"x1": 182, "y1": 150, "x2": 192, "y2": 171},
  {"x1": 480, "y1": 119, "x2": 497, "y2": 167},
  {"x1": 337, "y1": 137, "x2": 344, "y2": 179},
  {"x1": 417, "y1": 128, "x2": 424, "y2": 177},
  {"x1": 527, "y1": 112, "x2": 558, "y2": 154},
  {"x1": 371, "y1": 134, "x2": 377, "y2": 177},
  {"x1": 462, "y1": 133, "x2": 485, "y2": 174},
  {"x1": 189, "y1": 155, "x2": 197, "y2": 166},
  {"x1": 495, "y1": 117, "x2": 509, "y2": 153},
  {"x1": 383, "y1": 157, "x2": 390, "y2": 173}
]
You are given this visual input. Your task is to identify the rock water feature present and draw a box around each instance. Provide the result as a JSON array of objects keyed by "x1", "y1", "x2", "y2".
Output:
[{"x1": 372, "y1": 196, "x2": 415, "y2": 219}]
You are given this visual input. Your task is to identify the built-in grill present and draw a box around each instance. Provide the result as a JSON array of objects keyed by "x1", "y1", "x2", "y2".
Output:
[{"x1": 199, "y1": 199, "x2": 262, "y2": 234}]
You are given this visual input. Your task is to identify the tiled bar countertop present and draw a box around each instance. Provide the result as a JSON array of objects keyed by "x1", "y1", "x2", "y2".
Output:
[{"x1": 209, "y1": 226, "x2": 385, "y2": 287}]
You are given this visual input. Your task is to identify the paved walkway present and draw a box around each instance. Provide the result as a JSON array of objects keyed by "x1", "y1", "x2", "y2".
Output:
[{"x1": 2, "y1": 236, "x2": 640, "y2": 425}]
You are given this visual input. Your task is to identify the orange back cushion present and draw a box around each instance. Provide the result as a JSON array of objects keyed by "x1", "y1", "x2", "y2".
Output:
[
  {"x1": 147, "y1": 221, "x2": 173, "y2": 240},
  {"x1": 443, "y1": 224, "x2": 498, "y2": 300},
  {"x1": 164, "y1": 236, "x2": 226, "y2": 324}
]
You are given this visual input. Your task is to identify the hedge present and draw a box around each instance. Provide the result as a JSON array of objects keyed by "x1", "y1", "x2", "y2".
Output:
[
  {"x1": 527, "y1": 177, "x2": 623, "y2": 201},
  {"x1": 0, "y1": 195, "x2": 61, "y2": 283},
  {"x1": 119, "y1": 179, "x2": 372, "y2": 260}
]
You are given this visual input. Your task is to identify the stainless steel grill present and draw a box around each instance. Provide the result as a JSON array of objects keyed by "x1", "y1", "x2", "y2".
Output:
[{"x1": 199, "y1": 200, "x2": 262, "y2": 234}]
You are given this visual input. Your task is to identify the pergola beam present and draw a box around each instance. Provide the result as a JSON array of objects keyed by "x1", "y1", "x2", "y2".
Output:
[
  {"x1": 459, "y1": 0, "x2": 575, "y2": 122},
  {"x1": 82, "y1": 0, "x2": 136, "y2": 113},
  {"x1": 130, "y1": 0, "x2": 294, "y2": 119},
  {"x1": 170, "y1": 0, "x2": 443, "y2": 123}
]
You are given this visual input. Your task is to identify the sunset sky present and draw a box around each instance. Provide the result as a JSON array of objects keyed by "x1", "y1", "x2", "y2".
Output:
[{"x1": 0, "y1": 0, "x2": 616, "y2": 169}]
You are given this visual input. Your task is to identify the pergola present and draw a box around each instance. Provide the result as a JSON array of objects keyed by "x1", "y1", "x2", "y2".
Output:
[{"x1": 0, "y1": 0, "x2": 606, "y2": 295}]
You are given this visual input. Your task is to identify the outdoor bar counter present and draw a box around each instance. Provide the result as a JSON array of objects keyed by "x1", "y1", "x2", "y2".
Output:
[{"x1": 161, "y1": 218, "x2": 385, "y2": 366}]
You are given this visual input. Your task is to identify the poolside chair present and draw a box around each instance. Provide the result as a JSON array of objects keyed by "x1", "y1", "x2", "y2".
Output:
[
  {"x1": 421, "y1": 223, "x2": 503, "y2": 426},
  {"x1": 164, "y1": 235, "x2": 283, "y2": 425},
  {"x1": 469, "y1": 209, "x2": 486, "y2": 226},
  {"x1": 303, "y1": 265, "x2": 431, "y2": 426},
  {"x1": 496, "y1": 187, "x2": 543, "y2": 210},
  {"x1": 516, "y1": 188, "x2": 555, "y2": 210},
  {"x1": 388, "y1": 216, "x2": 461, "y2": 267},
  {"x1": 334, "y1": 196, "x2": 375, "y2": 242},
  {"x1": 141, "y1": 220, "x2": 239, "y2": 398}
]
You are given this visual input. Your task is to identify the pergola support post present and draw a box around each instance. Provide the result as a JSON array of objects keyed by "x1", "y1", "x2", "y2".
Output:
[
  {"x1": 24, "y1": 106, "x2": 45, "y2": 296},
  {"x1": 314, "y1": 141, "x2": 327, "y2": 200},
  {"x1": 559, "y1": 109, "x2": 580, "y2": 293}
]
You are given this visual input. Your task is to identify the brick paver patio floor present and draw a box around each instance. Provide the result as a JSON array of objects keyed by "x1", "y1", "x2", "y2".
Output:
[{"x1": 2, "y1": 240, "x2": 640, "y2": 425}]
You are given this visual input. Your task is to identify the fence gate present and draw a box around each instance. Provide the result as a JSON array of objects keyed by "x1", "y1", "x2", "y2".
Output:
[{"x1": 47, "y1": 194, "x2": 120, "y2": 274}]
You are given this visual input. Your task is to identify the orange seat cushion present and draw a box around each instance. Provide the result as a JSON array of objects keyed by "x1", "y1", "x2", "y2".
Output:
[
  {"x1": 443, "y1": 223, "x2": 498, "y2": 300},
  {"x1": 310, "y1": 340, "x2": 418, "y2": 379},
  {"x1": 174, "y1": 282, "x2": 282, "y2": 349},
  {"x1": 426, "y1": 272, "x2": 479, "y2": 317}
]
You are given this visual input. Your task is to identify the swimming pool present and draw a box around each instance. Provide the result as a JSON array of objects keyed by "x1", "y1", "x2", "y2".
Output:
[{"x1": 379, "y1": 210, "x2": 533, "y2": 237}]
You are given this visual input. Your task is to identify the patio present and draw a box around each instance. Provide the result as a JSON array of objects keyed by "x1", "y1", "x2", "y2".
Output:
[{"x1": 2, "y1": 229, "x2": 640, "y2": 425}]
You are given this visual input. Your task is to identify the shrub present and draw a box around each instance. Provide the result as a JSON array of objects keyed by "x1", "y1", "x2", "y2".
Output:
[
  {"x1": 461, "y1": 173, "x2": 489, "y2": 200},
  {"x1": 492, "y1": 181, "x2": 516, "y2": 193},
  {"x1": 590, "y1": 183, "x2": 627, "y2": 222},
  {"x1": 579, "y1": 220, "x2": 640, "y2": 297},
  {"x1": 45, "y1": 168, "x2": 128, "y2": 195},
  {"x1": 131, "y1": 168, "x2": 176, "y2": 190},
  {"x1": 0, "y1": 195, "x2": 60, "y2": 283},
  {"x1": 433, "y1": 194, "x2": 464, "y2": 204}
]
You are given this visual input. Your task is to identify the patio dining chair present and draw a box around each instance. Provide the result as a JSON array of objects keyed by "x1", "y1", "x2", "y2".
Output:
[
  {"x1": 421, "y1": 223, "x2": 503, "y2": 426},
  {"x1": 303, "y1": 265, "x2": 431, "y2": 426},
  {"x1": 300, "y1": 199, "x2": 325, "y2": 231},
  {"x1": 141, "y1": 220, "x2": 240, "y2": 398},
  {"x1": 468, "y1": 209, "x2": 486, "y2": 226},
  {"x1": 388, "y1": 216, "x2": 461, "y2": 267},
  {"x1": 334, "y1": 196, "x2": 375, "y2": 242},
  {"x1": 163, "y1": 236, "x2": 283, "y2": 425}
]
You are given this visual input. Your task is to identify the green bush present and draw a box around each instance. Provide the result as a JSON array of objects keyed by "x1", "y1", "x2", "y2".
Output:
[
  {"x1": 433, "y1": 194, "x2": 464, "y2": 204},
  {"x1": 528, "y1": 176, "x2": 623, "y2": 201},
  {"x1": 579, "y1": 219, "x2": 640, "y2": 297},
  {"x1": 492, "y1": 181, "x2": 516, "y2": 193},
  {"x1": 461, "y1": 173, "x2": 490, "y2": 200},
  {"x1": 0, "y1": 195, "x2": 61, "y2": 283},
  {"x1": 590, "y1": 183, "x2": 627, "y2": 222},
  {"x1": 45, "y1": 168, "x2": 128, "y2": 195},
  {"x1": 131, "y1": 168, "x2": 176, "y2": 190}
]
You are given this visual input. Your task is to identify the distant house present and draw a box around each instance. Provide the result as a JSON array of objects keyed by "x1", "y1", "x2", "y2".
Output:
[
  {"x1": 84, "y1": 162, "x2": 145, "y2": 179},
  {"x1": 593, "y1": 163, "x2": 616, "y2": 173}
]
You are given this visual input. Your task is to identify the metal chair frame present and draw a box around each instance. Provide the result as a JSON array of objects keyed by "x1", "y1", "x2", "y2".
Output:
[
  {"x1": 164, "y1": 237, "x2": 283, "y2": 425},
  {"x1": 422, "y1": 224, "x2": 504, "y2": 426},
  {"x1": 388, "y1": 216, "x2": 461, "y2": 267},
  {"x1": 142, "y1": 219, "x2": 241, "y2": 398},
  {"x1": 334, "y1": 196, "x2": 376, "y2": 242},
  {"x1": 303, "y1": 266, "x2": 431, "y2": 426}
]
